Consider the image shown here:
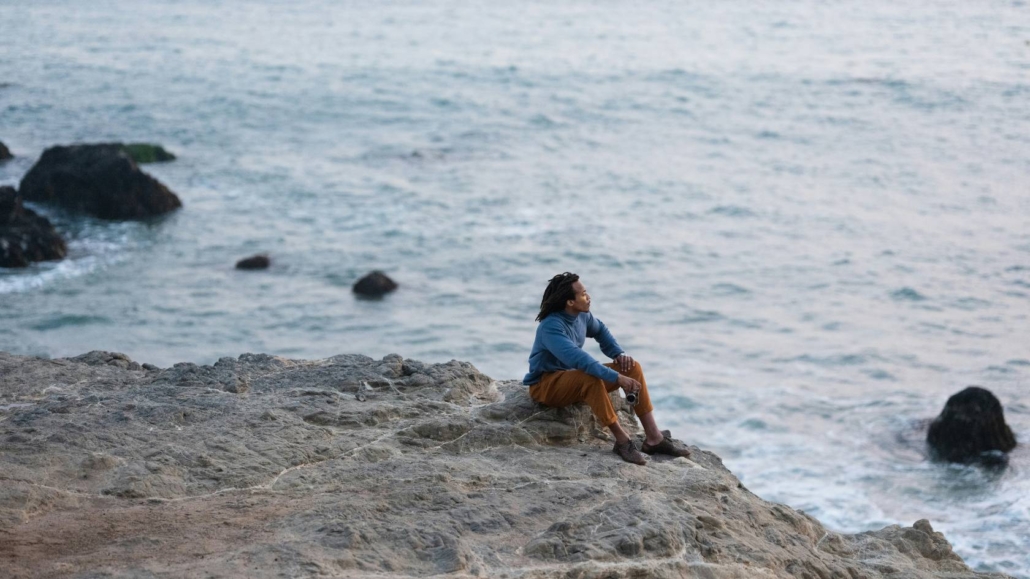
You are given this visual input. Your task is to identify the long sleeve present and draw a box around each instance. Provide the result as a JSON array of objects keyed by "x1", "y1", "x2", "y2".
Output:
[
  {"x1": 585, "y1": 313, "x2": 624, "y2": 360},
  {"x1": 539, "y1": 321, "x2": 619, "y2": 383}
]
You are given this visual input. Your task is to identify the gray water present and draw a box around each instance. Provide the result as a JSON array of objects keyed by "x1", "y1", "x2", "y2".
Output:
[{"x1": 1, "y1": 0, "x2": 1029, "y2": 574}]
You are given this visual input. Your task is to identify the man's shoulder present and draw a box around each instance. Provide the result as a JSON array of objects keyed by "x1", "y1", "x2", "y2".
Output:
[
  {"x1": 539, "y1": 313, "x2": 564, "y2": 325},
  {"x1": 538, "y1": 313, "x2": 574, "y2": 334}
]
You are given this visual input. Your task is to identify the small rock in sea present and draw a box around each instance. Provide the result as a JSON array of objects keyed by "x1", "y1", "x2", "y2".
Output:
[
  {"x1": 0, "y1": 185, "x2": 67, "y2": 268},
  {"x1": 0, "y1": 140, "x2": 12, "y2": 161},
  {"x1": 120, "y1": 143, "x2": 176, "y2": 164},
  {"x1": 18, "y1": 143, "x2": 182, "y2": 220},
  {"x1": 927, "y1": 386, "x2": 1016, "y2": 463},
  {"x1": 353, "y1": 270, "x2": 398, "y2": 297},
  {"x1": 235, "y1": 254, "x2": 270, "y2": 270}
]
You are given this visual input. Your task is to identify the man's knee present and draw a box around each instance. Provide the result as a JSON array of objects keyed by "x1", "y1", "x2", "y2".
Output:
[{"x1": 627, "y1": 360, "x2": 644, "y2": 377}]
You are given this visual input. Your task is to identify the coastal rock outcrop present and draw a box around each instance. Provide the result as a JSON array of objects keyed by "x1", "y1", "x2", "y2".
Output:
[
  {"x1": 18, "y1": 143, "x2": 182, "y2": 220},
  {"x1": 0, "y1": 351, "x2": 1011, "y2": 578},
  {"x1": 0, "y1": 185, "x2": 67, "y2": 268},
  {"x1": 235, "y1": 254, "x2": 271, "y2": 270},
  {"x1": 353, "y1": 270, "x2": 398, "y2": 296},
  {"x1": 928, "y1": 386, "x2": 1016, "y2": 463},
  {"x1": 0, "y1": 140, "x2": 12, "y2": 161}
]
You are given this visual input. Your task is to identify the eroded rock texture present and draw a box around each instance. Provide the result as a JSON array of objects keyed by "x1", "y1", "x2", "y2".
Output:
[
  {"x1": 0, "y1": 351, "x2": 1010, "y2": 578},
  {"x1": 928, "y1": 386, "x2": 1016, "y2": 463},
  {"x1": 0, "y1": 185, "x2": 67, "y2": 268},
  {"x1": 18, "y1": 143, "x2": 182, "y2": 220}
]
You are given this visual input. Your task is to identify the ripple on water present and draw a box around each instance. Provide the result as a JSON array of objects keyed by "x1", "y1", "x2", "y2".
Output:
[
  {"x1": 707, "y1": 205, "x2": 756, "y2": 218},
  {"x1": 667, "y1": 310, "x2": 725, "y2": 324},
  {"x1": 784, "y1": 353, "x2": 878, "y2": 367},
  {"x1": 29, "y1": 314, "x2": 111, "y2": 331},
  {"x1": 891, "y1": 287, "x2": 928, "y2": 301},
  {"x1": 710, "y1": 282, "x2": 752, "y2": 296}
]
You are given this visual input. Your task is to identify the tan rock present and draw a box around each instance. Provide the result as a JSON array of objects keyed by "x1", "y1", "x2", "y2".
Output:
[{"x1": 0, "y1": 351, "x2": 1011, "y2": 578}]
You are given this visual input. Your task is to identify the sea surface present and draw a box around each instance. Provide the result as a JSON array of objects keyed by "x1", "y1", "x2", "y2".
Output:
[{"x1": 1, "y1": 0, "x2": 1028, "y2": 574}]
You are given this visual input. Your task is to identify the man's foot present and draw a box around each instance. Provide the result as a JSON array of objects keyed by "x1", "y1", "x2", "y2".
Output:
[
  {"x1": 613, "y1": 440, "x2": 647, "y2": 465},
  {"x1": 641, "y1": 430, "x2": 692, "y2": 458}
]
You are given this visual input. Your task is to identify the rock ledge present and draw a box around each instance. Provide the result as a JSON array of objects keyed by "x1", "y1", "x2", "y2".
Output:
[{"x1": 0, "y1": 351, "x2": 1010, "y2": 578}]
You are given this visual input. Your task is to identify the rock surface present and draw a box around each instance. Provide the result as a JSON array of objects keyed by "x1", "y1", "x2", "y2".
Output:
[
  {"x1": 0, "y1": 185, "x2": 67, "y2": 268},
  {"x1": 18, "y1": 143, "x2": 182, "y2": 220},
  {"x1": 0, "y1": 351, "x2": 1010, "y2": 579},
  {"x1": 928, "y1": 386, "x2": 1016, "y2": 463},
  {"x1": 353, "y1": 270, "x2": 398, "y2": 297},
  {"x1": 235, "y1": 254, "x2": 271, "y2": 270},
  {"x1": 120, "y1": 143, "x2": 176, "y2": 164},
  {"x1": 0, "y1": 140, "x2": 12, "y2": 161}
]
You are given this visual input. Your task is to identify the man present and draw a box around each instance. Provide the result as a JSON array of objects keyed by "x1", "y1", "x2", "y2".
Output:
[{"x1": 524, "y1": 272, "x2": 692, "y2": 465}]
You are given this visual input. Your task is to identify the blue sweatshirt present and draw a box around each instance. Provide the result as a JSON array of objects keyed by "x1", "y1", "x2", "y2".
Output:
[{"x1": 523, "y1": 311, "x2": 624, "y2": 385}]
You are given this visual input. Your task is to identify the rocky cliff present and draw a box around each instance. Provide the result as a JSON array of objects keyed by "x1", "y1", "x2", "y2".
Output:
[{"x1": 0, "y1": 351, "x2": 1010, "y2": 578}]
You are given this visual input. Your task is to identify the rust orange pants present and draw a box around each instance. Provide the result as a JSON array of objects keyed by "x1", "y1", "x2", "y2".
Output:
[{"x1": 528, "y1": 361, "x2": 654, "y2": 427}]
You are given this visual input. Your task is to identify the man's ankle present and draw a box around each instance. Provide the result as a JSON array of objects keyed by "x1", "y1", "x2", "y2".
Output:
[{"x1": 645, "y1": 432, "x2": 664, "y2": 445}]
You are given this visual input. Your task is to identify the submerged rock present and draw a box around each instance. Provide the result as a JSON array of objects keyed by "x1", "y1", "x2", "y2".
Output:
[
  {"x1": 120, "y1": 143, "x2": 176, "y2": 164},
  {"x1": 353, "y1": 270, "x2": 398, "y2": 297},
  {"x1": 928, "y1": 386, "x2": 1016, "y2": 463},
  {"x1": 0, "y1": 140, "x2": 12, "y2": 161},
  {"x1": 0, "y1": 185, "x2": 67, "y2": 268},
  {"x1": 18, "y1": 143, "x2": 182, "y2": 220},
  {"x1": 0, "y1": 351, "x2": 1009, "y2": 578},
  {"x1": 235, "y1": 254, "x2": 270, "y2": 270}
]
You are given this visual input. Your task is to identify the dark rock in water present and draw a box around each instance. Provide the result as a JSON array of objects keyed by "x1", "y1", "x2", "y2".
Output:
[
  {"x1": 120, "y1": 143, "x2": 175, "y2": 164},
  {"x1": 235, "y1": 254, "x2": 270, "y2": 270},
  {"x1": 928, "y1": 386, "x2": 1016, "y2": 463},
  {"x1": 18, "y1": 143, "x2": 182, "y2": 220},
  {"x1": 353, "y1": 270, "x2": 398, "y2": 297},
  {"x1": 0, "y1": 140, "x2": 12, "y2": 161},
  {"x1": 0, "y1": 185, "x2": 67, "y2": 268}
]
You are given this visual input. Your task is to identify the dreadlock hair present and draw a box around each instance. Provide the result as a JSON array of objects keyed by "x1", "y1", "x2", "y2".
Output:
[{"x1": 535, "y1": 272, "x2": 580, "y2": 322}]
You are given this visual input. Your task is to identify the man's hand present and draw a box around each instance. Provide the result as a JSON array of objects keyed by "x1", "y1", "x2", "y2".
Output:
[
  {"x1": 614, "y1": 354, "x2": 635, "y2": 373},
  {"x1": 616, "y1": 374, "x2": 641, "y2": 396}
]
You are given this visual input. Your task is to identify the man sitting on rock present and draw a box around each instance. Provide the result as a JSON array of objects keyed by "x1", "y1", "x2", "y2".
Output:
[{"x1": 525, "y1": 272, "x2": 692, "y2": 465}]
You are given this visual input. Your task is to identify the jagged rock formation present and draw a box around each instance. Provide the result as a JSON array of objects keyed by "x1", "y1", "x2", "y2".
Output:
[
  {"x1": 235, "y1": 254, "x2": 271, "y2": 270},
  {"x1": 353, "y1": 270, "x2": 398, "y2": 297},
  {"x1": 928, "y1": 386, "x2": 1017, "y2": 463},
  {"x1": 0, "y1": 351, "x2": 1010, "y2": 578},
  {"x1": 0, "y1": 140, "x2": 12, "y2": 161},
  {"x1": 18, "y1": 143, "x2": 182, "y2": 220},
  {"x1": 0, "y1": 185, "x2": 67, "y2": 268}
]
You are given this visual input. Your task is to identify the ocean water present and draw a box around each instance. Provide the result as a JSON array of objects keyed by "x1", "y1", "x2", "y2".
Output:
[{"x1": 1, "y1": 0, "x2": 1029, "y2": 574}]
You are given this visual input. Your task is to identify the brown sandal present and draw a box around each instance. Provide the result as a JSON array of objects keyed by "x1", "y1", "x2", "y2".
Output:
[
  {"x1": 613, "y1": 440, "x2": 647, "y2": 465},
  {"x1": 641, "y1": 430, "x2": 692, "y2": 458}
]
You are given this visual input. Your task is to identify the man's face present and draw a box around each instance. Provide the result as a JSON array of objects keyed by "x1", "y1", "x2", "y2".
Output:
[{"x1": 566, "y1": 281, "x2": 591, "y2": 314}]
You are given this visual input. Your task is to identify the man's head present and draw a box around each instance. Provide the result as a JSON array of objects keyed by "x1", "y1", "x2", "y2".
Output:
[{"x1": 535, "y1": 272, "x2": 591, "y2": 321}]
